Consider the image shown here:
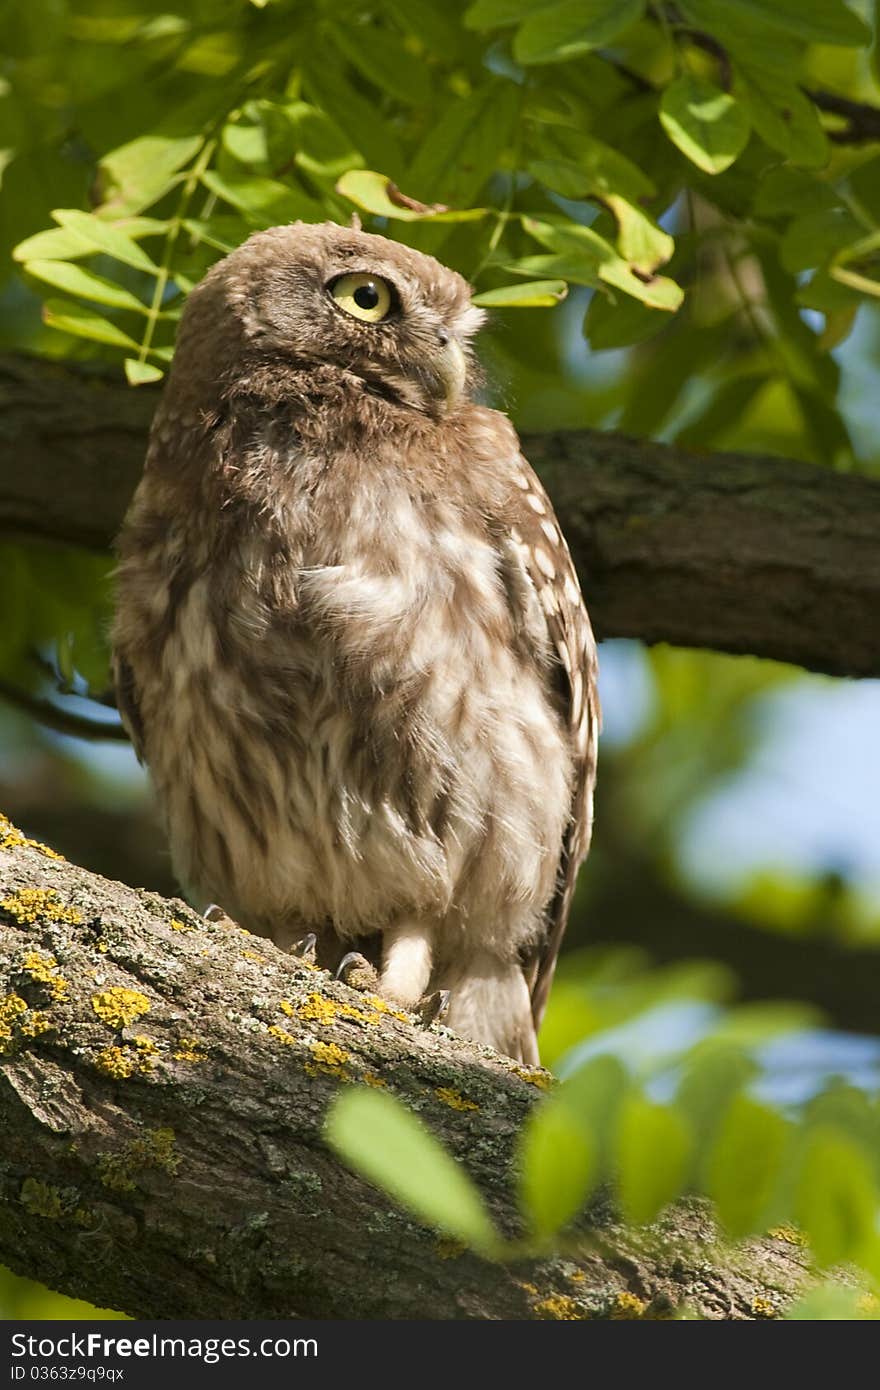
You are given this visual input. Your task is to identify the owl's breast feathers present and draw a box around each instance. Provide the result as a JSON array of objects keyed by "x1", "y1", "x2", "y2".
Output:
[{"x1": 113, "y1": 396, "x2": 598, "y2": 1022}]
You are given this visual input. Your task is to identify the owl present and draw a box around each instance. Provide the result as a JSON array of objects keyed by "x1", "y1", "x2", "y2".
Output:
[{"x1": 112, "y1": 221, "x2": 599, "y2": 1064}]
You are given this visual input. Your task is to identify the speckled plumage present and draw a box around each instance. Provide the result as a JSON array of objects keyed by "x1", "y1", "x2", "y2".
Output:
[{"x1": 112, "y1": 221, "x2": 599, "y2": 1062}]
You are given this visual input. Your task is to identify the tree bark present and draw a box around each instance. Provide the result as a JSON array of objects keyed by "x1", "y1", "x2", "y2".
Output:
[
  {"x1": 0, "y1": 817, "x2": 817, "y2": 1321},
  {"x1": 1, "y1": 352, "x2": 879, "y2": 678}
]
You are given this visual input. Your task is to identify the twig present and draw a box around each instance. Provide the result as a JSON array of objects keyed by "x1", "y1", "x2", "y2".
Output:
[{"x1": 0, "y1": 679, "x2": 129, "y2": 742}]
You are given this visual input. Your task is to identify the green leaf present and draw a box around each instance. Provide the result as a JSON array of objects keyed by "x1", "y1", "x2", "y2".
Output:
[
  {"x1": 787, "y1": 1284, "x2": 880, "y2": 1321},
  {"x1": 100, "y1": 134, "x2": 203, "y2": 216},
  {"x1": 528, "y1": 139, "x2": 673, "y2": 274},
  {"x1": 779, "y1": 208, "x2": 864, "y2": 272},
  {"x1": 335, "y1": 169, "x2": 485, "y2": 222},
  {"x1": 24, "y1": 260, "x2": 150, "y2": 313},
  {"x1": 660, "y1": 76, "x2": 750, "y2": 175},
  {"x1": 42, "y1": 300, "x2": 140, "y2": 348},
  {"x1": 584, "y1": 291, "x2": 674, "y2": 349},
  {"x1": 465, "y1": 0, "x2": 546, "y2": 25},
  {"x1": 182, "y1": 216, "x2": 253, "y2": 256},
  {"x1": 50, "y1": 210, "x2": 159, "y2": 273},
  {"x1": 329, "y1": 19, "x2": 429, "y2": 106},
  {"x1": 514, "y1": 0, "x2": 645, "y2": 64},
  {"x1": 325, "y1": 1088, "x2": 500, "y2": 1255},
  {"x1": 406, "y1": 82, "x2": 519, "y2": 213},
  {"x1": 518, "y1": 1099, "x2": 595, "y2": 1238},
  {"x1": 13, "y1": 226, "x2": 94, "y2": 263},
  {"x1": 521, "y1": 217, "x2": 683, "y2": 309},
  {"x1": 830, "y1": 229, "x2": 880, "y2": 298},
  {"x1": 737, "y1": 64, "x2": 829, "y2": 168},
  {"x1": 706, "y1": 1095, "x2": 789, "y2": 1237},
  {"x1": 795, "y1": 1128, "x2": 879, "y2": 1267},
  {"x1": 472, "y1": 279, "x2": 567, "y2": 306},
  {"x1": 124, "y1": 358, "x2": 164, "y2": 385},
  {"x1": 682, "y1": 0, "x2": 870, "y2": 48},
  {"x1": 200, "y1": 170, "x2": 323, "y2": 227},
  {"x1": 616, "y1": 1094, "x2": 691, "y2": 1225}
]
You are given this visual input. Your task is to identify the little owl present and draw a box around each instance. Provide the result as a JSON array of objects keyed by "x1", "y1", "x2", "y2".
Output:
[{"x1": 113, "y1": 221, "x2": 599, "y2": 1063}]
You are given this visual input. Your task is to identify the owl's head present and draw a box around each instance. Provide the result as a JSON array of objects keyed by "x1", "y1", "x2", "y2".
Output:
[{"x1": 177, "y1": 221, "x2": 486, "y2": 416}]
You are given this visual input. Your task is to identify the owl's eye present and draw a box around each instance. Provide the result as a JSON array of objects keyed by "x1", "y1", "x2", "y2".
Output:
[{"x1": 328, "y1": 272, "x2": 394, "y2": 323}]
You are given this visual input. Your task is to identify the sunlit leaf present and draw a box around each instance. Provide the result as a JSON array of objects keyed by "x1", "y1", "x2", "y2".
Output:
[
  {"x1": 473, "y1": 279, "x2": 567, "y2": 306},
  {"x1": 518, "y1": 1099, "x2": 595, "y2": 1237},
  {"x1": 706, "y1": 1094, "x2": 789, "y2": 1237},
  {"x1": 336, "y1": 169, "x2": 485, "y2": 222},
  {"x1": 795, "y1": 1128, "x2": 879, "y2": 1267},
  {"x1": 660, "y1": 76, "x2": 750, "y2": 175},
  {"x1": 325, "y1": 1088, "x2": 500, "y2": 1255},
  {"x1": 24, "y1": 260, "x2": 150, "y2": 313},
  {"x1": 50, "y1": 210, "x2": 159, "y2": 273},
  {"x1": 42, "y1": 300, "x2": 140, "y2": 348},
  {"x1": 616, "y1": 1094, "x2": 691, "y2": 1225},
  {"x1": 124, "y1": 358, "x2": 164, "y2": 385}
]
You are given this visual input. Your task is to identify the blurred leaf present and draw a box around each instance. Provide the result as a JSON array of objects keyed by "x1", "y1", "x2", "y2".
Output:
[
  {"x1": 795, "y1": 1128, "x2": 879, "y2": 1267},
  {"x1": 200, "y1": 170, "x2": 323, "y2": 226},
  {"x1": 124, "y1": 358, "x2": 164, "y2": 385},
  {"x1": 616, "y1": 1094, "x2": 692, "y2": 1225},
  {"x1": 659, "y1": 76, "x2": 750, "y2": 175},
  {"x1": 42, "y1": 300, "x2": 140, "y2": 348},
  {"x1": 325, "y1": 1088, "x2": 500, "y2": 1255},
  {"x1": 50, "y1": 210, "x2": 159, "y2": 273},
  {"x1": 584, "y1": 290, "x2": 674, "y2": 349},
  {"x1": 473, "y1": 279, "x2": 567, "y2": 306},
  {"x1": 706, "y1": 1094, "x2": 789, "y2": 1237},
  {"x1": 682, "y1": 0, "x2": 870, "y2": 47},
  {"x1": 787, "y1": 1284, "x2": 880, "y2": 1320},
  {"x1": 100, "y1": 134, "x2": 203, "y2": 215},
  {"x1": 676, "y1": 1044, "x2": 757, "y2": 1149},
  {"x1": 518, "y1": 1098, "x2": 595, "y2": 1237},
  {"x1": 737, "y1": 63, "x2": 829, "y2": 167},
  {"x1": 514, "y1": 0, "x2": 645, "y2": 65},
  {"x1": 24, "y1": 260, "x2": 149, "y2": 313},
  {"x1": 336, "y1": 169, "x2": 485, "y2": 222},
  {"x1": 522, "y1": 216, "x2": 683, "y2": 308}
]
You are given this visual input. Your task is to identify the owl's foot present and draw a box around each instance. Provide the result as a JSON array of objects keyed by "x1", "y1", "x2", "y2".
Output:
[
  {"x1": 287, "y1": 932, "x2": 318, "y2": 965},
  {"x1": 415, "y1": 989, "x2": 451, "y2": 1028},
  {"x1": 336, "y1": 951, "x2": 380, "y2": 992},
  {"x1": 204, "y1": 902, "x2": 238, "y2": 928}
]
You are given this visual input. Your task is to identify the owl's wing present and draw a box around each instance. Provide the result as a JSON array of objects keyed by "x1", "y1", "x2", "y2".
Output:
[{"x1": 500, "y1": 455, "x2": 600, "y2": 1031}]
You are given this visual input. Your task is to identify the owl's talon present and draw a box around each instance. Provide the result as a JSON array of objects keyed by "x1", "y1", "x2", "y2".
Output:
[
  {"x1": 416, "y1": 989, "x2": 451, "y2": 1028},
  {"x1": 288, "y1": 932, "x2": 317, "y2": 964},
  {"x1": 204, "y1": 903, "x2": 237, "y2": 927},
  {"x1": 336, "y1": 951, "x2": 379, "y2": 992}
]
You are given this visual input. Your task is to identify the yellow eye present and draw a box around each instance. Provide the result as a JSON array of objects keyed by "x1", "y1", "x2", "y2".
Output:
[{"x1": 329, "y1": 272, "x2": 394, "y2": 323}]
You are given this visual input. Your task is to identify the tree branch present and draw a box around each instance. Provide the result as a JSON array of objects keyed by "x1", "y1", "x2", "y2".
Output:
[
  {"x1": 1, "y1": 352, "x2": 879, "y2": 677},
  {"x1": 0, "y1": 818, "x2": 816, "y2": 1319}
]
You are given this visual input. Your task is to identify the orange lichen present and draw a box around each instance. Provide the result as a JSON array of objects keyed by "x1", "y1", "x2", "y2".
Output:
[
  {"x1": 534, "y1": 1294, "x2": 586, "y2": 1320},
  {"x1": 268, "y1": 1025, "x2": 297, "y2": 1046},
  {"x1": 21, "y1": 949, "x2": 69, "y2": 1001},
  {"x1": 435, "y1": 1087, "x2": 479, "y2": 1112},
  {"x1": 173, "y1": 1036, "x2": 207, "y2": 1063},
  {"x1": 91, "y1": 987, "x2": 151, "y2": 1029},
  {"x1": 610, "y1": 1292, "x2": 647, "y2": 1319},
  {"x1": 169, "y1": 918, "x2": 194, "y2": 933},
  {"x1": 1, "y1": 887, "x2": 82, "y2": 927},
  {"x1": 512, "y1": 1065, "x2": 552, "y2": 1089},
  {"x1": 0, "y1": 992, "x2": 51, "y2": 1049},
  {"x1": 306, "y1": 1040, "x2": 350, "y2": 1079}
]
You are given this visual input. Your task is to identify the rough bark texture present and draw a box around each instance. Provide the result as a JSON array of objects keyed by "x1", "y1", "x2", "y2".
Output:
[
  {"x1": 0, "y1": 818, "x2": 816, "y2": 1321},
  {"x1": 2, "y1": 352, "x2": 879, "y2": 678}
]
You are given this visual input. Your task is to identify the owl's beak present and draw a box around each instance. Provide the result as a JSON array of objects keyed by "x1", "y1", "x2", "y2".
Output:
[{"x1": 428, "y1": 337, "x2": 467, "y2": 408}]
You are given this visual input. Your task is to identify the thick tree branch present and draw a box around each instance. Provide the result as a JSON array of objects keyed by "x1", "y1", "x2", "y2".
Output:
[
  {"x1": 1, "y1": 352, "x2": 879, "y2": 677},
  {"x1": 0, "y1": 819, "x2": 815, "y2": 1320}
]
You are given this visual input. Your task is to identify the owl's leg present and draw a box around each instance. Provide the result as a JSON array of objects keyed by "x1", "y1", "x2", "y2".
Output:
[
  {"x1": 378, "y1": 920, "x2": 434, "y2": 1008},
  {"x1": 437, "y1": 951, "x2": 539, "y2": 1064}
]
